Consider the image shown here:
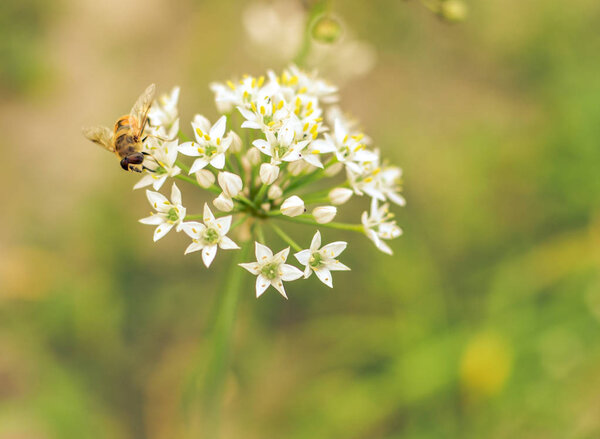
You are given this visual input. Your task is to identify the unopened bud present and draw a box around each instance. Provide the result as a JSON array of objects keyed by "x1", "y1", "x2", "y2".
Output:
[
  {"x1": 328, "y1": 187, "x2": 353, "y2": 205},
  {"x1": 218, "y1": 171, "x2": 243, "y2": 198},
  {"x1": 280, "y1": 195, "x2": 305, "y2": 217},
  {"x1": 195, "y1": 169, "x2": 216, "y2": 188},
  {"x1": 227, "y1": 130, "x2": 243, "y2": 153},
  {"x1": 260, "y1": 163, "x2": 280, "y2": 185},
  {"x1": 312, "y1": 206, "x2": 337, "y2": 224},
  {"x1": 288, "y1": 160, "x2": 307, "y2": 176},
  {"x1": 324, "y1": 162, "x2": 343, "y2": 177},
  {"x1": 213, "y1": 193, "x2": 234, "y2": 212},
  {"x1": 268, "y1": 184, "x2": 283, "y2": 200},
  {"x1": 441, "y1": 0, "x2": 468, "y2": 22},
  {"x1": 312, "y1": 15, "x2": 343, "y2": 44},
  {"x1": 246, "y1": 147, "x2": 261, "y2": 166}
]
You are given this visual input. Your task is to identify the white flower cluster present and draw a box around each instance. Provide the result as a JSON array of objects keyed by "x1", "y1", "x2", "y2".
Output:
[{"x1": 125, "y1": 66, "x2": 404, "y2": 298}]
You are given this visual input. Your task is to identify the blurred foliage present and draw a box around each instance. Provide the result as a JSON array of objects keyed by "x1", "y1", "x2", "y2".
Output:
[{"x1": 1, "y1": 0, "x2": 600, "y2": 438}]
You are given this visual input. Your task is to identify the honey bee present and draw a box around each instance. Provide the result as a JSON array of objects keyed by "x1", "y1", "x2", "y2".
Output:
[{"x1": 83, "y1": 84, "x2": 156, "y2": 172}]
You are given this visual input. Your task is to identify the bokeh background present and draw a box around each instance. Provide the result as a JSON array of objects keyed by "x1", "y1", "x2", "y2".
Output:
[{"x1": 1, "y1": 0, "x2": 600, "y2": 437}]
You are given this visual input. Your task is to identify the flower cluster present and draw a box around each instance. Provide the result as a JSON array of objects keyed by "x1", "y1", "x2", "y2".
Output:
[{"x1": 103, "y1": 66, "x2": 405, "y2": 298}]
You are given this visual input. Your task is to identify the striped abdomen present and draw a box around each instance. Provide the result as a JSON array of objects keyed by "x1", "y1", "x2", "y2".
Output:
[{"x1": 113, "y1": 115, "x2": 142, "y2": 158}]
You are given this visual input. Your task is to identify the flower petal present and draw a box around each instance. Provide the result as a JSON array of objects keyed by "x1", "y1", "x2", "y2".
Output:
[
  {"x1": 294, "y1": 249, "x2": 311, "y2": 266},
  {"x1": 310, "y1": 231, "x2": 321, "y2": 251},
  {"x1": 210, "y1": 153, "x2": 225, "y2": 169},
  {"x1": 153, "y1": 223, "x2": 173, "y2": 241},
  {"x1": 255, "y1": 242, "x2": 273, "y2": 261},
  {"x1": 273, "y1": 247, "x2": 290, "y2": 263},
  {"x1": 178, "y1": 141, "x2": 201, "y2": 157},
  {"x1": 239, "y1": 262, "x2": 260, "y2": 275},
  {"x1": 202, "y1": 244, "x2": 218, "y2": 267},
  {"x1": 256, "y1": 275, "x2": 270, "y2": 298},
  {"x1": 139, "y1": 215, "x2": 164, "y2": 225},
  {"x1": 279, "y1": 264, "x2": 303, "y2": 281},
  {"x1": 170, "y1": 183, "x2": 182, "y2": 205},
  {"x1": 146, "y1": 190, "x2": 168, "y2": 209},
  {"x1": 189, "y1": 157, "x2": 209, "y2": 174},
  {"x1": 219, "y1": 236, "x2": 239, "y2": 250},
  {"x1": 270, "y1": 279, "x2": 288, "y2": 299},
  {"x1": 214, "y1": 215, "x2": 232, "y2": 234},
  {"x1": 314, "y1": 267, "x2": 333, "y2": 288},
  {"x1": 184, "y1": 241, "x2": 204, "y2": 254},
  {"x1": 210, "y1": 115, "x2": 227, "y2": 140},
  {"x1": 328, "y1": 260, "x2": 351, "y2": 271},
  {"x1": 321, "y1": 241, "x2": 347, "y2": 258},
  {"x1": 180, "y1": 221, "x2": 205, "y2": 238}
]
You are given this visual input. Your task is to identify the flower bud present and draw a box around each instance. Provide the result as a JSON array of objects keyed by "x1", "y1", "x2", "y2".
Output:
[
  {"x1": 213, "y1": 193, "x2": 234, "y2": 212},
  {"x1": 268, "y1": 184, "x2": 283, "y2": 200},
  {"x1": 441, "y1": 0, "x2": 468, "y2": 22},
  {"x1": 280, "y1": 195, "x2": 305, "y2": 217},
  {"x1": 260, "y1": 163, "x2": 280, "y2": 185},
  {"x1": 218, "y1": 171, "x2": 243, "y2": 197},
  {"x1": 324, "y1": 162, "x2": 343, "y2": 177},
  {"x1": 195, "y1": 169, "x2": 215, "y2": 188},
  {"x1": 311, "y1": 16, "x2": 343, "y2": 44},
  {"x1": 246, "y1": 147, "x2": 261, "y2": 166},
  {"x1": 288, "y1": 160, "x2": 307, "y2": 176},
  {"x1": 227, "y1": 130, "x2": 243, "y2": 153},
  {"x1": 313, "y1": 206, "x2": 337, "y2": 224},
  {"x1": 328, "y1": 187, "x2": 353, "y2": 205}
]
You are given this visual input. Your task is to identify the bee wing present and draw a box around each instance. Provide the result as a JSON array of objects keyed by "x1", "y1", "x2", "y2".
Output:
[
  {"x1": 130, "y1": 83, "x2": 156, "y2": 136},
  {"x1": 82, "y1": 125, "x2": 115, "y2": 152}
]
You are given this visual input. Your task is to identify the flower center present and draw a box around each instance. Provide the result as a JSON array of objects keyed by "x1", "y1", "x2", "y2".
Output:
[
  {"x1": 273, "y1": 144, "x2": 289, "y2": 159},
  {"x1": 166, "y1": 207, "x2": 179, "y2": 222},
  {"x1": 261, "y1": 262, "x2": 280, "y2": 280},
  {"x1": 203, "y1": 227, "x2": 220, "y2": 244},
  {"x1": 309, "y1": 252, "x2": 323, "y2": 268},
  {"x1": 205, "y1": 144, "x2": 218, "y2": 157}
]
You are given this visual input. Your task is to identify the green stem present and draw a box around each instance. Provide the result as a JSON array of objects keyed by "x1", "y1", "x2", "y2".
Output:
[
  {"x1": 253, "y1": 183, "x2": 269, "y2": 205},
  {"x1": 200, "y1": 241, "x2": 250, "y2": 437},
  {"x1": 270, "y1": 223, "x2": 303, "y2": 252},
  {"x1": 255, "y1": 223, "x2": 266, "y2": 244},
  {"x1": 273, "y1": 214, "x2": 364, "y2": 233},
  {"x1": 174, "y1": 173, "x2": 220, "y2": 194},
  {"x1": 294, "y1": 0, "x2": 330, "y2": 66}
]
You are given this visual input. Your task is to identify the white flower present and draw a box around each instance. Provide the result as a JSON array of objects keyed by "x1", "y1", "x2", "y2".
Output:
[
  {"x1": 329, "y1": 187, "x2": 353, "y2": 205},
  {"x1": 260, "y1": 162, "x2": 280, "y2": 184},
  {"x1": 210, "y1": 76, "x2": 263, "y2": 114},
  {"x1": 213, "y1": 193, "x2": 234, "y2": 212},
  {"x1": 348, "y1": 152, "x2": 406, "y2": 206},
  {"x1": 252, "y1": 122, "x2": 309, "y2": 164},
  {"x1": 218, "y1": 171, "x2": 243, "y2": 198},
  {"x1": 181, "y1": 203, "x2": 239, "y2": 267},
  {"x1": 195, "y1": 169, "x2": 216, "y2": 188},
  {"x1": 267, "y1": 184, "x2": 283, "y2": 200},
  {"x1": 239, "y1": 242, "x2": 304, "y2": 298},
  {"x1": 280, "y1": 195, "x2": 305, "y2": 217},
  {"x1": 148, "y1": 86, "x2": 180, "y2": 129},
  {"x1": 139, "y1": 183, "x2": 186, "y2": 241},
  {"x1": 134, "y1": 139, "x2": 181, "y2": 190},
  {"x1": 237, "y1": 88, "x2": 289, "y2": 131},
  {"x1": 294, "y1": 231, "x2": 350, "y2": 288},
  {"x1": 361, "y1": 198, "x2": 402, "y2": 255},
  {"x1": 178, "y1": 115, "x2": 232, "y2": 172},
  {"x1": 312, "y1": 206, "x2": 337, "y2": 224}
]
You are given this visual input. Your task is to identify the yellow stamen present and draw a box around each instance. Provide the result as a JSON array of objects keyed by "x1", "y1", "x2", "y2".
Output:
[
  {"x1": 311, "y1": 150, "x2": 320, "y2": 154},
  {"x1": 195, "y1": 128, "x2": 203, "y2": 137},
  {"x1": 226, "y1": 80, "x2": 236, "y2": 90}
]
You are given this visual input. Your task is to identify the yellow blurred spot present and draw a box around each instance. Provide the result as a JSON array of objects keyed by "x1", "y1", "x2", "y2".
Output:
[
  {"x1": 226, "y1": 80, "x2": 236, "y2": 90},
  {"x1": 460, "y1": 332, "x2": 512, "y2": 399}
]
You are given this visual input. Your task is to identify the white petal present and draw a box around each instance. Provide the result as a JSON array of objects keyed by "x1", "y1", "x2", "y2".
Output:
[
  {"x1": 203, "y1": 203, "x2": 215, "y2": 223},
  {"x1": 294, "y1": 249, "x2": 311, "y2": 266},
  {"x1": 178, "y1": 141, "x2": 201, "y2": 157},
  {"x1": 252, "y1": 139, "x2": 273, "y2": 156},
  {"x1": 273, "y1": 247, "x2": 290, "y2": 263},
  {"x1": 328, "y1": 260, "x2": 351, "y2": 271},
  {"x1": 189, "y1": 158, "x2": 209, "y2": 173},
  {"x1": 279, "y1": 264, "x2": 303, "y2": 281},
  {"x1": 310, "y1": 231, "x2": 321, "y2": 251},
  {"x1": 170, "y1": 183, "x2": 182, "y2": 205},
  {"x1": 219, "y1": 236, "x2": 239, "y2": 250},
  {"x1": 181, "y1": 221, "x2": 205, "y2": 238},
  {"x1": 302, "y1": 153, "x2": 322, "y2": 168},
  {"x1": 214, "y1": 215, "x2": 232, "y2": 234},
  {"x1": 134, "y1": 174, "x2": 154, "y2": 190},
  {"x1": 239, "y1": 262, "x2": 260, "y2": 275},
  {"x1": 185, "y1": 241, "x2": 204, "y2": 254},
  {"x1": 210, "y1": 115, "x2": 227, "y2": 140},
  {"x1": 255, "y1": 242, "x2": 273, "y2": 261},
  {"x1": 387, "y1": 191, "x2": 407, "y2": 207},
  {"x1": 210, "y1": 153, "x2": 225, "y2": 169},
  {"x1": 153, "y1": 223, "x2": 173, "y2": 241},
  {"x1": 146, "y1": 190, "x2": 168, "y2": 209},
  {"x1": 321, "y1": 241, "x2": 347, "y2": 258},
  {"x1": 255, "y1": 275, "x2": 270, "y2": 298},
  {"x1": 271, "y1": 279, "x2": 288, "y2": 299},
  {"x1": 202, "y1": 244, "x2": 218, "y2": 267},
  {"x1": 314, "y1": 267, "x2": 333, "y2": 288},
  {"x1": 151, "y1": 175, "x2": 168, "y2": 191},
  {"x1": 139, "y1": 215, "x2": 164, "y2": 225}
]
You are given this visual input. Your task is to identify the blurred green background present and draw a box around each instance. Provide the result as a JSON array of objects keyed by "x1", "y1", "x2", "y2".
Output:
[{"x1": 1, "y1": 0, "x2": 600, "y2": 438}]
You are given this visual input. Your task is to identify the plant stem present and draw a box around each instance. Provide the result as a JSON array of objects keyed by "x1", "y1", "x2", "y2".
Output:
[
  {"x1": 270, "y1": 223, "x2": 303, "y2": 252},
  {"x1": 200, "y1": 241, "x2": 250, "y2": 437},
  {"x1": 175, "y1": 174, "x2": 221, "y2": 194},
  {"x1": 273, "y1": 214, "x2": 364, "y2": 233}
]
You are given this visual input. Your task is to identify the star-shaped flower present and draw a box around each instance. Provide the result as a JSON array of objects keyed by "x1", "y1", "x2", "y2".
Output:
[
  {"x1": 139, "y1": 183, "x2": 186, "y2": 241},
  {"x1": 181, "y1": 203, "x2": 239, "y2": 267},
  {"x1": 294, "y1": 231, "x2": 350, "y2": 287},
  {"x1": 361, "y1": 198, "x2": 402, "y2": 255},
  {"x1": 239, "y1": 243, "x2": 303, "y2": 298},
  {"x1": 252, "y1": 122, "x2": 309, "y2": 164},
  {"x1": 134, "y1": 139, "x2": 181, "y2": 190},
  {"x1": 178, "y1": 115, "x2": 232, "y2": 173}
]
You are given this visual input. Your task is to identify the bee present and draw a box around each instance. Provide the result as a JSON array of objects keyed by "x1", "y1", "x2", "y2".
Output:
[{"x1": 83, "y1": 84, "x2": 156, "y2": 172}]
